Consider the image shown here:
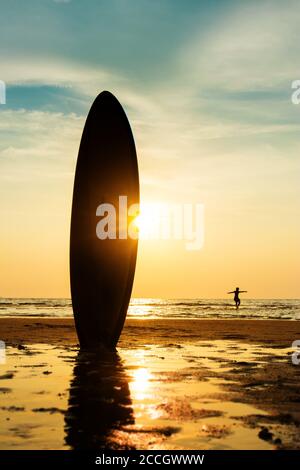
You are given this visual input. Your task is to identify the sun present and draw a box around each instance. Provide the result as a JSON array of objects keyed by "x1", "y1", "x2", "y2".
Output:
[
  {"x1": 131, "y1": 204, "x2": 162, "y2": 238},
  {"x1": 133, "y1": 213, "x2": 151, "y2": 234}
]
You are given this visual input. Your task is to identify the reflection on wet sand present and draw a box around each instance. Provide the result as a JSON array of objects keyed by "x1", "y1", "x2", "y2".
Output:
[
  {"x1": 1, "y1": 340, "x2": 297, "y2": 449},
  {"x1": 65, "y1": 349, "x2": 134, "y2": 449}
]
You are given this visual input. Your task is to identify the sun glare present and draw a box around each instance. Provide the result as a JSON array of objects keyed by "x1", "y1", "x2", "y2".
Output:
[
  {"x1": 131, "y1": 204, "x2": 163, "y2": 239},
  {"x1": 130, "y1": 367, "x2": 152, "y2": 401}
]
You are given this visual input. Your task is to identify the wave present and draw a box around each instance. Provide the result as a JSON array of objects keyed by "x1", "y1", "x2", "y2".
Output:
[{"x1": 0, "y1": 298, "x2": 299, "y2": 320}]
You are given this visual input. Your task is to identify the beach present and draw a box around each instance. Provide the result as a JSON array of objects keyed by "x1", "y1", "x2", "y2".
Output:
[
  {"x1": 0, "y1": 317, "x2": 300, "y2": 450},
  {"x1": 1, "y1": 317, "x2": 300, "y2": 347}
]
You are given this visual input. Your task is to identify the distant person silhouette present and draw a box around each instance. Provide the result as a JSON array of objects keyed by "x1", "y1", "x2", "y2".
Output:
[{"x1": 227, "y1": 287, "x2": 247, "y2": 308}]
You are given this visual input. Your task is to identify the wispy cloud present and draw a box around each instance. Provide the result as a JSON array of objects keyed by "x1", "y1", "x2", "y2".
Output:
[{"x1": 179, "y1": 0, "x2": 300, "y2": 91}]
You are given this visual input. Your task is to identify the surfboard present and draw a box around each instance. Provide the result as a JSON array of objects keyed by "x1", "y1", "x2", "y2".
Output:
[{"x1": 70, "y1": 91, "x2": 139, "y2": 349}]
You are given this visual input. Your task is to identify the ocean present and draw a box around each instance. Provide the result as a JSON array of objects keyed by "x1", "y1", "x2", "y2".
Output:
[{"x1": 0, "y1": 298, "x2": 299, "y2": 320}]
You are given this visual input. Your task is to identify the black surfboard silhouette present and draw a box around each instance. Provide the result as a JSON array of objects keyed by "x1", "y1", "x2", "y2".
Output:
[{"x1": 70, "y1": 91, "x2": 139, "y2": 349}]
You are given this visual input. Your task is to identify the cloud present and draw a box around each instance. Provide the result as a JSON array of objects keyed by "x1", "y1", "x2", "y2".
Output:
[
  {"x1": 178, "y1": 0, "x2": 300, "y2": 91},
  {"x1": 1, "y1": 0, "x2": 300, "y2": 203},
  {"x1": 1, "y1": 57, "x2": 112, "y2": 91},
  {"x1": 0, "y1": 109, "x2": 83, "y2": 185}
]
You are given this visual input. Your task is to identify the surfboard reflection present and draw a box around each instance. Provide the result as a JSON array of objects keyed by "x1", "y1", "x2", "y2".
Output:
[{"x1": 65, "y1": 349, "x2": 134, "y2": 449}]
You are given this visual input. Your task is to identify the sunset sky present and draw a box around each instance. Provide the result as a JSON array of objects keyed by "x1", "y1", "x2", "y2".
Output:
[{"x1": 0, "y1": 0, "x2": 300, "y2": 298}]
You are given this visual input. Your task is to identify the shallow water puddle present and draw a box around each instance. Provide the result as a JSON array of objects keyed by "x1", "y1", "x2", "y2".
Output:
[{"x1": 0, "y1": 341, "x2": 282, "y2": 449}]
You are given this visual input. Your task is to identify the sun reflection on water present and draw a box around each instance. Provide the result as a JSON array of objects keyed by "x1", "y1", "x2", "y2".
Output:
[{"x1": 130, "y1": 368, "x2": 152, "y2": 401}]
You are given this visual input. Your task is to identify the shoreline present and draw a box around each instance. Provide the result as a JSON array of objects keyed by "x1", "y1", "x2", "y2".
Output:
[{"x1": 1, "y1": 317, "x2": 299, "y2": 348}]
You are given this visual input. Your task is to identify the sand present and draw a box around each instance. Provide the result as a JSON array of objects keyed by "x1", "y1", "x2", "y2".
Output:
[
  {"x1": 1, "y1": 317, "x2": 299, "y2": 347},
  {"x1": 0, "y1": 317, "x2": 300, "y2": 450}
]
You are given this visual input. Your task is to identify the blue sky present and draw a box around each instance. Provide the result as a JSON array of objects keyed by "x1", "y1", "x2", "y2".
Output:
[{"x1": 1, "y1": 0, "x2": 300, "y2": 297}]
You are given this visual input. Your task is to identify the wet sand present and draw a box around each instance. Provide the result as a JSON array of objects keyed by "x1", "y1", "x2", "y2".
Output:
[
  {"x1": 1, "y1": 317, "x2": 300, "y2": 348},
  {"x1": 0, "y1": 318, "x2": 300, "y2": 449}
]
